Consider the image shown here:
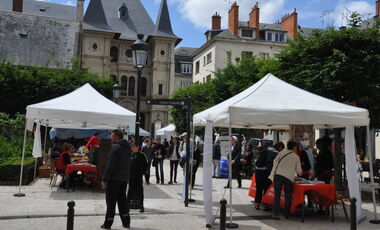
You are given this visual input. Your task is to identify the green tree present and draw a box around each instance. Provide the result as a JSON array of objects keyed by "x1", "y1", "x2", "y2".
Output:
[
  {"x1": 0, "y1": 62, "x2": 113, "y2": 116},
  {"x1": 170, "y1": 82, "x2": 219, "y2": 134},
  {"x1": 275, "y1": 24, "x2": 380, "y2": 128}
]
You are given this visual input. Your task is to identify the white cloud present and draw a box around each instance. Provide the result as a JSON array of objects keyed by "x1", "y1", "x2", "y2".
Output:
[
  {"x1": 333, "y1": 0, "x2": 374, "y2": 27},
  {"x1": 36, "y1": 0, "x2": 75, "y2": 6},
  {"x1": 164, "y1": 0, "x2": 285, "y2": 29}
]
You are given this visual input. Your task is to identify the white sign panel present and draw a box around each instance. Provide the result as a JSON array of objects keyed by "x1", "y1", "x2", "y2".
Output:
[{"x1": 219, "y1": 135, "x2": 230, "y2": 157}]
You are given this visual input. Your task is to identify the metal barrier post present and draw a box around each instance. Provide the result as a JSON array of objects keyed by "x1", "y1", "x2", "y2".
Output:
[
  {"x1": 220, "y1": 199, "x2": 227, "y2": 230},
  {"x1": 67, "y1": 200, "x2": 75, "y2": 230}
]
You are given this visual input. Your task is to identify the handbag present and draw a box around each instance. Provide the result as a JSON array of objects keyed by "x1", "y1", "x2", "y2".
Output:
[{"x1": 152, "y1": 158, "x2": 158, "y2": 167}]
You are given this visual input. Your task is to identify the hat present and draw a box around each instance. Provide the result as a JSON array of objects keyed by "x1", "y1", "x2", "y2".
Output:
[{"x1": 180, "y1": 132, "x2": 187, "y2": 137}]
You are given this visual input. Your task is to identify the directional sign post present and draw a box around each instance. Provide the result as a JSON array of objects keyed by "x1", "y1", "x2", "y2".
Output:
[{"x1": 147, "y1": 97, "x2": 192, "y2": 207}]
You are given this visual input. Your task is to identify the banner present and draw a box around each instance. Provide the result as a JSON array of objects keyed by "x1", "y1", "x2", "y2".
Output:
[
  {"x1": 32, "y1": 122, "x2": 42, "y2": 158},
  {"x1": 203, "y1": 121, "x2": 214, "y2": 225},
  {"x1": 345, "y1": 126, "x2": 363, "y2": 221}
]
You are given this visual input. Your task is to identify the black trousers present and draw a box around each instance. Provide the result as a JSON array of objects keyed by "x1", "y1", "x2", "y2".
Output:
[
  {"x1": 255, "y1": 170, "x2": 271, "y2": 204},
  {"x1": 155, "y1": 159, "x2": 164, "y2": 183},
  {"x1": 128, "y1": 176, "x2": 144, "y2": 208},
  {"x1": 104, "y1": 181, "x2": 130, "y2": 227},
  {"x1": 191, "y1": 162, "x2": 200, "y2": 188},
  {"x1": 273, "y1": 175, "x2": 293, "y2": 217},
  {"x1": 227, "y1": 165, "x2": 242, "y2": 187},
  {"x1": 170, "y1": 160, "x2": 179, "y2": 182},
  {"x1": 144, "y1": 161, "x2": 152, "y2": 183}
]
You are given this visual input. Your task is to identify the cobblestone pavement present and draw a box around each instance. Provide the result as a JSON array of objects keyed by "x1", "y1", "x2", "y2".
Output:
[{"x1": 0, "y1": 161, "x2": 379, "y2": 229}]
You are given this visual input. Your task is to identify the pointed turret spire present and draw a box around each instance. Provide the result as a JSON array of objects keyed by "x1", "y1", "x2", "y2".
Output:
[
  {"x1": 153, "y1": 0, "x2": 181, "y2": 44},
  {"x1": 83, "y1": 0, "x2": 114, "y2": 32}
]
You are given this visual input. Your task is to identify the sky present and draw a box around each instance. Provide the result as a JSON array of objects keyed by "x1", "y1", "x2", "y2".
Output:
[{"x1": 38, "y1": 0, "x2": 376, "y2": 48}]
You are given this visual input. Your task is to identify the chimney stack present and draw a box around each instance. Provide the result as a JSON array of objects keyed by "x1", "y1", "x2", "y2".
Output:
[
  {"x1": 279, "y1": 8, "x2": 298, "y2": 40},
  {"x1": 13, "y1": 0, "x2": 23, "y2": 13},
  {"x1": 228, "y1": 2, "x2": 239, "y2": 36},
  {"x1": 376, "y1": 0, "x2": 380, "y2": 17},
  {"x1": 77, "y1": 0, "x2": 84, "y2": 24},
  {"x1": 212, "y1": 12, "x2": 221, "y2": 30},
  {"x1": 249, "y1": 2, "x2": 260, "y2": 39}
]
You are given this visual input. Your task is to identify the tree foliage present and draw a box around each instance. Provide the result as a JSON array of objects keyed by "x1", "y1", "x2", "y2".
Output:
[
  {"x1": 275, "y1": 24, "x2": 380, "y2": 128},
  {"x1": 0, "y1": 62, "x2": 113, "y2": 116}
]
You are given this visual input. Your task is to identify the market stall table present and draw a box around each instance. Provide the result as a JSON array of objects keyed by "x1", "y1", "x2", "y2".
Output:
[
  {"x1": 248, "y1": 174, "x2": 336, "y2": 222},
  {"x1": 65, "y1": 161, "x2": 98, "y2": 192}
]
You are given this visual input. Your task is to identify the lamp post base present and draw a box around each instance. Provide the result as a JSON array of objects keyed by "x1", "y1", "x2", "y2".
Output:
[
  {"x1": 226, "y1": 223, "x2": 239, "y2": 228},
  {"x1": 14, "y1": 193, "x2": 25, "y2": 197},
  {"x1": 188, "y1": 198, "x2": 196, "y2": 202}
]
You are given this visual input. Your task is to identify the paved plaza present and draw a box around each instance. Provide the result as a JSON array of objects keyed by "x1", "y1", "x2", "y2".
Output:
[{"x1": 0, "y1": 162, "x2": 379, "y2": 230}]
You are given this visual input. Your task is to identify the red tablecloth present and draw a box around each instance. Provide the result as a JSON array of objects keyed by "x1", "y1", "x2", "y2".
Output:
[
  {"x1": 66, "y1": 163, "x2": 97, "y2": 176},
  {"x1": 248, "y1": 174, "x2": 336, "y2": 214}
]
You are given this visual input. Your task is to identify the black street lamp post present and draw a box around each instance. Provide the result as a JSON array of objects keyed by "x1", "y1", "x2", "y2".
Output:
[{"x1": 131, "y1": 34, "x2": 149, "y2": 144}]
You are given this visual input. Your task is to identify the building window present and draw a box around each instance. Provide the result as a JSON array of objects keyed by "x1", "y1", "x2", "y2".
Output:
[
  {"x1": 206, "y1": 52, "x2": 212, "y2": 64},
  {"x1": 121, "y1": 76, "x2": 128, "y2": 96},
  {"x1": 206, "y1": 75, "x2": 211, "y2": 83},
  {"x1": 259, "y1": 52, "x2": 270, "y2": 60},
  {"x1": 128, "y1": 76, "x2": 135, "y2": 96},
  {"x1": 93, "y1": 43, "x2": 98, "y2": 49},
  {"x1": 241, "y1": 29, "x2": 253, "y2": 38},
  {"x1": 125, "y1": 49, "x2": 132, "y2": 58},
  {"x1": 110, "y1": 75, "x2": 117, "y2": 83},
  {"x1": 158, "y1": 84, "x2": 163, "y2": 95},
  {"x1": 140, "y1": 77, "x2": 147, "y2": 97},
  {"x1": 195, "y1": 61, "x2": 200, "y2": 74},
  {"x1": 279, "y1": 33, "x2": 284, "y2": 42},
  {"x1": 241, "y1": 51, "x2": 253, "y2": 59},
  {"x1": 181, "y1": 81, "x2": 192, "y2": 88},
  {"x1": 203, "y1": 56, "x2": 206, "y2": 66},
  {"x1": 110, "y1": 46, "x2": 118, "y2": 62},
  {"x1": 181, "y1": 63, "x2": 192, "y2": 74},
  {"x1": 267, "y1": 32, "x2": 272, "y2": 41},
  {"x1": 160, "y1": 50, "x2": 165, "y2": 56},
  {"x1": 275, "y1": 33, "x2": 281, "y2": 42}
]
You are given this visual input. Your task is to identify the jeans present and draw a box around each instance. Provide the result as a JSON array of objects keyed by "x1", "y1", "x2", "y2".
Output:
[
  {"x1": 255, "y1": 170, "x2": 271, "y2": 204},
  {"x1": 213, "y1": 159, "x2": 220, "y2": 177},
  {"x1": 170, "y1": 160, "x2": 179, "y2": 182},
  {"x1": 155, "y1": 158, "x2": 164, "y2": 183},
  {"x1": 103, "y1": 181, "x2": 130, "y2": 227},
  {"x1": 273, "y1": 175, "x2": 293, "y2": 217}
]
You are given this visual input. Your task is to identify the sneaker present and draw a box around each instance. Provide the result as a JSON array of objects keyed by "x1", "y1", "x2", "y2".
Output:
[
  {"x1": 139, "y1": 207, "x2": 145, "y2": 213},
  {"x1": 100, "y1": 224, "x2": 111, "y2": 229},
  {"x1": 271, "y1": 215, "x2": 280, "y2": 220},
  {"x1": 168, "y1": 181, "x2": 173, "y2": 184},
  {"x1": 122, "y1": 223, "x2": 130, "y2": 228},
  {"x1": 174, "y1": 181, "x2": 177, "y2": 184},
  {"x1": 238, "y1": 184, "x2": 242, "y2": 188}
]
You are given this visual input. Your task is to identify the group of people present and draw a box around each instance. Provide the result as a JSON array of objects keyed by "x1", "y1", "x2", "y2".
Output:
[
  {"x1": 254, "y1": 137, "x2": 334, "y2": 219},
  {"x1": 101, "y1": 130, "x2": 203, "y2": 229}
]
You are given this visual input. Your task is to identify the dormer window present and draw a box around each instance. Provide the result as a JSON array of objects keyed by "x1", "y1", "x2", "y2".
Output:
[
  {"x1": 119, "y1": 3, "x2": 128, "y2": 19},
  {"x1": 241, "y1": 28, "x2": 253, "y2": 38}
]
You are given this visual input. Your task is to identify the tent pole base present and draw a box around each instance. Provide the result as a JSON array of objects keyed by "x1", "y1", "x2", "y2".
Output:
[
  {"x1": 369, "y1": 220, "x2": 380, "y2": 224},
  {"x1": 226, "y1": 223, "x2": 239, "y2": 228},
  {"x1": 188, "y1": 198, "x2": 196, "y2": 202},
  {"x1": 13, "y1": 193, "x2": 25, "y2": 197}
]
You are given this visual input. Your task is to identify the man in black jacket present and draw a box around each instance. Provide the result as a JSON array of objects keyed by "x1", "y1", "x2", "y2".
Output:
[
  {"x1": 225, "y1": 136, "x2": 242, "y2": 188},
  {"x1": 101, "y1": 130, "x2": 131, "y2": 229}
]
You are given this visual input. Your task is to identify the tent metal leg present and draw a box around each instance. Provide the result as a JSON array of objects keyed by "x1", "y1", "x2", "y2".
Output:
[
  {"x1": 227, "y1": 117, "x2": 238, "y2": 228},
  {"x1": 14, "y1": 125, "x2": 27, "y2": 197},
  {"x1": 367, "y1": 126, "x2": 379, "y2": 224}
]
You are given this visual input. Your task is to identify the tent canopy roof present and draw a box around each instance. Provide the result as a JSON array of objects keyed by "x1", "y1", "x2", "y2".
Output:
[
  {"x1": 193, "y1": 74, "x2": 369, "y2": 129},
  {"x1": 156, "y1": 124, "x2": 176, "y2": 136},
  {"x1": 26, "y1": 83, "x2": 135, "y2": 129}
]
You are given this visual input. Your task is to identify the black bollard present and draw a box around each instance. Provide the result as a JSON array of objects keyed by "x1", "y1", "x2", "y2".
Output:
[
  {"x1": 67, "y1": 200, "x2": 75, "y2": 230},
  {"x1": 220, "y1": 199, "x2": 227, "y2": 230},
  {"x1": 350, "y1": 198, "x2": 357, "y2": 230}
]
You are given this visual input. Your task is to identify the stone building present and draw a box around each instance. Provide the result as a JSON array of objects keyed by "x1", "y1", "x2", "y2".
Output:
[
  {"x1": 174, "y1": 47, "x2": 197, "y2": 91},
  {"x1": 0, "y1": 0, "x2": 80, "y2": 68},
  {"x1": 82, "y1": 0, "x2": 181, "y2": 134},
  {"x1": 193, "y1": 2, "x2": 316, "y2": 83}
]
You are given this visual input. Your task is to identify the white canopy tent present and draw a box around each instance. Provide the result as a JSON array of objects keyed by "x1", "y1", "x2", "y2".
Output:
[
  {"x1": 194, "y1": 73, "x2": 377, "y2": 225},
  {"x1": 156, "y1": 124, "x2": 177, "y2": 138},
  {"x1": 15, "y1": 83, "x2": 136, "y2": 196},
  {"x1": 125, "y1": 127, "x2": 150, "y2": 137}
]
